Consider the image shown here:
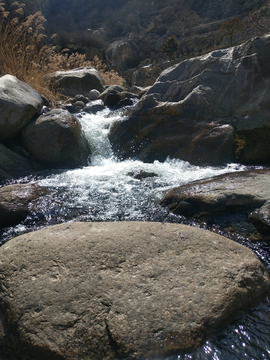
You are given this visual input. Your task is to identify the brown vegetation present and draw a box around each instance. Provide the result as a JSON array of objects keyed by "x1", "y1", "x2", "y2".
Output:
[{"x1": 0, "y1": 1, "x2": 124, "y2": 105}]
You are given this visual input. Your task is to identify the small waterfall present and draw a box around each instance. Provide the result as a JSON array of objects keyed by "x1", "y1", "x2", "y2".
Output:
[
  {"x1": 31, "y1": 107, "x2": 248, "y2": 225},
  {"x1": 78, "y1": 107, "x2": 115, "y2": 165}
]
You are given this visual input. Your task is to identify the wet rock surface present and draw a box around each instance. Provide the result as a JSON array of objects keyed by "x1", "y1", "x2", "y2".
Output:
[
  {"x1": 109, "y1": 93, "x2": 235, "y2": 165},
  {"x1": 127, "y1": 169, "x2": 158, "y2": 180},
  {"x1": 160, "y1": 169, "x2": 270, "y2": 241},
  {"x1": 0, "y1": 183, "x2": 49, "y2": 228},
  {"x1": 22, "y1": 109, "x2": 91, "y2": 168},
  {"x1": 0, "y1": 221, "x2": 269, "y2": 360}
]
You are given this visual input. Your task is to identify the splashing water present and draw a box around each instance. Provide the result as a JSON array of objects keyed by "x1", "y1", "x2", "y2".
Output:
[{"x1": 34, "y1": 108, "x2": 248, "y2": 223}]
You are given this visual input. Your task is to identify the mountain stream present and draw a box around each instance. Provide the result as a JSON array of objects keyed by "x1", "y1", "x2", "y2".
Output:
[{"x1": 0, "y1": 105, "x2": 269, "y2": 360}]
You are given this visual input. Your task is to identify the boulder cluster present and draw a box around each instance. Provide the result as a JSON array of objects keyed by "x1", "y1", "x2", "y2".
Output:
[
  {"x1": 0, "y1": 69, "x2": 137, "y2": 183},
  {"x1": 0, "y1": 72, "x2": 94, "y2": 182}
]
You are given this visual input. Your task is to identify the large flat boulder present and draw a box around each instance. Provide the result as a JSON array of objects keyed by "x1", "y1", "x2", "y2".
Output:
[
  {"x1": 109, "y1": 35, "x2": 270, "y2": 166},
  {"x1": 0, "y1": 222, "x2": 269, "y2": 360},
  {"x1": 22, "y1": 109, "x2": 91, "y2": 169},
  {"x1": 48, "y1": 67, "x2": 105, "y2": 97},
  {"x1": 0, "y1": 75, "x2": 43, "y2": 141},
  {"x1": 160, "y1": 169, "x2": 270, "y2": 241}
]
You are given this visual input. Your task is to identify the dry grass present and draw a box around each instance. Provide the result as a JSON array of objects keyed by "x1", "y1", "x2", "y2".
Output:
[
  {"x1": 45, "y1": 52, "x2": 126, "y2": 87},
  {"x1": 87, "y1": 56, "x2": 126, "y2": 86},
  {"x1": 0, "y1": 1, "x2": 125, "y2": 105}
]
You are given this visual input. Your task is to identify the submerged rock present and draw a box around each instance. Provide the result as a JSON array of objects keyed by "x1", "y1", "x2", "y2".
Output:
[
  {"x1": 22, "y1": 109, "x2": 91, "y2": 169},
  {"x1": 83, "y1": 100, "x2": 105, "y2": 114},
  {"x1": 127, "y1": 169, "x2": 158, "y2": 180},
  {"x1": 99, "y1": 85, "x2": 137, "y2": 110},
  {"x1": 0, "y1": 222, "x2": 269, "y2": 360},
  {"x1": 160, "y1": 169, "x2": 270, "y2": 241}
]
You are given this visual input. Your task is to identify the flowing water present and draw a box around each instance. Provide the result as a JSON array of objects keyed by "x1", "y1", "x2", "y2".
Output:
[{"x1": 0, "y1": 105, "x2": 269, "y2": 360}]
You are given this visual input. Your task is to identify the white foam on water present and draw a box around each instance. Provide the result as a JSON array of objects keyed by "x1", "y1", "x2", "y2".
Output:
[{"x1": 35, "y1": 108, "x2": 248, "y2": 222}]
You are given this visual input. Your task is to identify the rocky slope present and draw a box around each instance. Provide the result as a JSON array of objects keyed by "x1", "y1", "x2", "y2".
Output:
[{"x1": 109, "y1": 34, "x2": 270, "y2": 166}]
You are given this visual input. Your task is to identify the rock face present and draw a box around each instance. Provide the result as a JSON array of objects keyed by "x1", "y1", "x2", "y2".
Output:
[
  {"x1": 160, "y1": 169, "x2": 270, "y2": 241},
  {"x1": 0, "y1": 222, "x2": 269, "y2": 360},
  {"x1": 132, "y1": 65, "x2": 161, "y2": 88},
  {"x1": 109, "y1": 93, "x2": 235, "y2": 164},
  {"x1": 0, "y1": 184, "x2": 49, "y2": 228},
  {"x1": 0, "y1": 75, "x2": 43, "y2": 141},
  {"x1": 48, "y1": 67, "x2": 105, "y2": 97},
  {"x1": 109, "y1": 35, "x2": 270, "y2": 166},
  {"x1": 22, "y1": 109, "x2": 91, "y2": 168}
]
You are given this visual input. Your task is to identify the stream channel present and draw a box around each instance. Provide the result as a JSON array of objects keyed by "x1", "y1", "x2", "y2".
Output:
[{"x1": 1, "y1": 104, "x2": 270, "y2": 360}]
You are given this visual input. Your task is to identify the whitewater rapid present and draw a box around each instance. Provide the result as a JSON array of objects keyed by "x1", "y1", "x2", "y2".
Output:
[{"x1": 34, "y1": 108, "x2": 248, "y2": 223}]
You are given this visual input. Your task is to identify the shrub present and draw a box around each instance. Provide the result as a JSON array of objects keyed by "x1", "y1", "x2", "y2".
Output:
[
  {"x1": 220, "y1": 17, "x2": 242, "y2": 45},
  {"x1": 160, "y1": 35, "x2": 179, "y2": 60}
]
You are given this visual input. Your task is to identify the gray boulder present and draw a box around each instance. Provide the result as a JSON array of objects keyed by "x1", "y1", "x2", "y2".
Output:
[
  {"x1": 109, "y1": 35, "x2": 270, "y2": 166},
  {"x1": 22, "y1": 109, "x2": 91, "y2": 168},
  {"x1": 0, "y1": 75, "x2": 43, "y2": 141},
  {"x1": 88, "y1": 89, "x2": 100, "y2": 100},
  {"x1": 99, "y1": 85, "x2": 137, "y2": 109},
  {"x1": 0, "y1": 183, "x2": 49, "y2": 228},
  {"x1": 0, "y1": 143, "x2": 41, "y2": 182},
  {"x1": 148, "y1": 35, "x2": 270, "y2": 119},
  {"x1": 106, "y1": 40, "x2": 134, "y2": 72},
  {"x1": 0, "y1": 222, "x2": 269, "y2": 360},
  {"x1": 98, "y1": 84, "x2": 126, "y2": 100},
  {"x1": 160, "y1": 169, "x2": 270, "y2": 241},
  {"x1": 48, "y1": 67, "x2": 105, "y2": 97}
]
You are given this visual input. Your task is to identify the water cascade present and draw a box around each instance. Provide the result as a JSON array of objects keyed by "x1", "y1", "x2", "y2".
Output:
[{"x1": 0, "y1": 105, "x2": 269, "y2": 360}]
